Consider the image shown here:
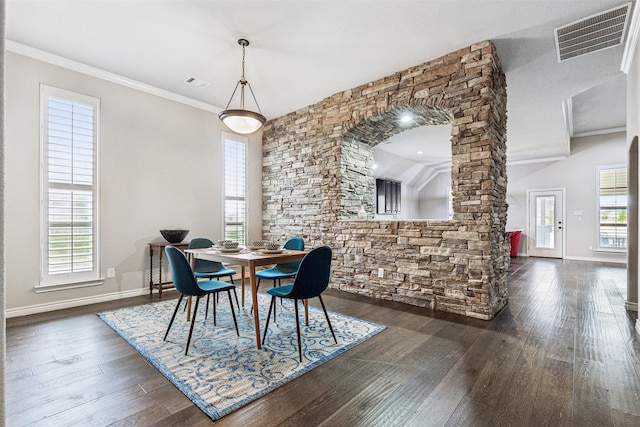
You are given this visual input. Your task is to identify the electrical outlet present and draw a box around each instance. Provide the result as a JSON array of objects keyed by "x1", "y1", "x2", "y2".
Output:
[
  {"x1": 588, "y1": 245, "x2": 593, "y2": 251},
  {"x1": 107, "y1": 267, "x2": 116, "y2": 278},
  {"x1": 378, "y1": 268, "x2": 384, "y2": 278}
]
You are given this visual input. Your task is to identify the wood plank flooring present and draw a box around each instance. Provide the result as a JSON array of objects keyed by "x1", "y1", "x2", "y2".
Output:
[{"x1": 6, "y1": 257, "x2": 640, "y2": 426}]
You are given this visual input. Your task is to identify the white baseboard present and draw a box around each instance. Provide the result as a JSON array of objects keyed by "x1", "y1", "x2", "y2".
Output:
[
  {"x1": 636, "y1": 319, "x2": 640, "y2": 337},
  {"x1": 5, "y1": 287, "x2": 173, "y2": 318},
  {"x1": 562, "y1": 255, "x2": 627, "y2": 264},
  {"x1": 515, "y1": 253, "x2": 626, "y2": 264}
]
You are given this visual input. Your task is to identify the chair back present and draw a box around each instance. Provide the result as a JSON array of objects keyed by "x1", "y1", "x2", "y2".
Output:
[
  {"x1": 189, "y1": 238, "x2": 225, "y2": 273},
  {"x1": 276, "y1": 236, "x2": 305, "y2": 273},
  {"x1": 165, "y1": 245, "x2": 206, "y2": 296},
  {"x1": 286, "y1": 246, "x2": 332, "y2": 299}
]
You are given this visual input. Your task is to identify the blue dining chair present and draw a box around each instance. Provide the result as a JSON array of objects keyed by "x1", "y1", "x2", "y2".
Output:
[
  {"x1": 163, "y1": 245, "x2": 239, "y2": 355},
  {"x1": 189, "y1": 238, "x2": 239, "y2": 308},
  {"x1": 261, "y1": 246, "x2": 337, "y2": 362},
  {"x1": 256, "y1": 236, "x2": 304, "y2": 290}
]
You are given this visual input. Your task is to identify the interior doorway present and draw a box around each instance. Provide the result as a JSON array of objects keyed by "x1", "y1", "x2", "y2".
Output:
[{"x1": 527, "y1": 189, "x2": 565, "y2": 258}]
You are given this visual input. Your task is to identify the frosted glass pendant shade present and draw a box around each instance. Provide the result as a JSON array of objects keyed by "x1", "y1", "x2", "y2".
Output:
[{"x1": 218, "y1": 109, "x2": 266, "y2": 134}]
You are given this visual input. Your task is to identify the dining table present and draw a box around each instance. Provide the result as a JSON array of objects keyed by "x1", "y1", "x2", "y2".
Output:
[{"x1": 185, "y1": 247, "x2": 307, "y2": 350}]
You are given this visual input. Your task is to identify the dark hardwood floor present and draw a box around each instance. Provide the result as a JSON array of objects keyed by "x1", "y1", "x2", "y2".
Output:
[{"x1": 6, "y1": 257, "x2": 640, "y2": 426}]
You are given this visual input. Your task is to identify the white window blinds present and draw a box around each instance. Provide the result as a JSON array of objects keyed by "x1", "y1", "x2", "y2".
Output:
[
  {"x1": 41, "y1": 86, "x2": 100, "y2": 284},
  {"x1": 598, "y1": 166, "x2": 627, "y2": 250},
  {"x1": 223, "y1": 133, "x2": 247, "y2": 245}
]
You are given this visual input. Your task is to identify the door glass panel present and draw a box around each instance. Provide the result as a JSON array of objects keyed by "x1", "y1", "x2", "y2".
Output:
[{"x1": 535, "y1": 196, "x2": 555, "y2": 249}]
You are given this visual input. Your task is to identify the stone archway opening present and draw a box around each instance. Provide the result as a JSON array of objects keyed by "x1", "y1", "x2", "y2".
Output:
[
  {"x1": 340, "y1": 105, "x2": 454, "y2": 220},
  {"x1": 262, "y1": 40, "x2": 509, "y2": 319}
]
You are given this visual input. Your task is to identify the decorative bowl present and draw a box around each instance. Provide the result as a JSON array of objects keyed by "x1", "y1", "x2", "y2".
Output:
[
  {"x1": 160, "y1": 229, "x2": 189, "y2": 244},
  {"x1": 264, "y1": 241, "x2": 280, "y2": 251},
  {"x1": 250, "y1": 240, "x2": 266, "y2": 248},
  {"x1": 217, "y1": 240, "x2": 232, "y2": 247},
  {"x1": 223, "y1": 241, "x2": 239, "y2": 249}
]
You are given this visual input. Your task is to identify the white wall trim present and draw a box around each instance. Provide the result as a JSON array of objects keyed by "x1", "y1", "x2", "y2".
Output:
[
  {"x1": 6, "y1": 40, "x2": 221, "y2": 114},
  {"x1": 625, "y1": 300, "x2": 638, "y2": 311},
  {"x1": 563, "y1": 255, "x2": 627, "y2": 264},
  {"x1": 562, "y1": 98, "x2": 574, "y2": 138},
  {"x1": 5, "y1": 287, "x2": 175, "y2": 318},
  {"x1": 621, "y1": 0, "x2": 640, "y2": 73},
  {"x1": 507, "y1": 156, "x2": 567, "y2": 166},
  {"x1": 636, "y1": 319, "x2": 640, "y2": 337},
  {"x1": 572, "y1": 127, "x2": 627, "y2": 138}
]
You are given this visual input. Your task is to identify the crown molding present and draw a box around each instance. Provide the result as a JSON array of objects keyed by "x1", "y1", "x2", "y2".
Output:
[
  {"x1": 6, "y1": 40, "x2": 221, "y2": 114},
  {"x1": 506, "y1": 156, "x2": 567, "y2": 166},
  {"x1": 572, "y1": 126, "x2": 627, "y2": 138},
  {"x1": 621, "y1": 0, "x2": 640, "y2": 73}
]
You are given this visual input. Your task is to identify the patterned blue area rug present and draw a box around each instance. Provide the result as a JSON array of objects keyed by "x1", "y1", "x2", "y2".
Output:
[{"x1": 98, "y1": 293, "x2": 385, "y2": 421}]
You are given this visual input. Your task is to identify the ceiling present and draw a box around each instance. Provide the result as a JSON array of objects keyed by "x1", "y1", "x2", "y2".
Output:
[{"x1": 5, "y1": 0, "x2": 634, "y2": 182}]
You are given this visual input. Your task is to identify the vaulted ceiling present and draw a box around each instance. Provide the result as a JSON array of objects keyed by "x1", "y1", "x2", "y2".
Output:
[{"x1": 6, "y1": 0, "x2": 634, "y2": 188}]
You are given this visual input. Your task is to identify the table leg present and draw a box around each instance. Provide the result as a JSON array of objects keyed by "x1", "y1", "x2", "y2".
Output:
[
  {"x1": 241, "y1": 266, "x2": 246, "y2": 307},
  {"x1": 149, "y1": 246, "x2": 154, "y2": 295},
  {"x1": 158, "y1": 249, "x2": 164, "y2": 298},
  {"x1": 249, "y1": 262, "x2": 261, "y2": 350},
  {"x1": 304, "y1": 299, "x2": 309, "y2": 326}
]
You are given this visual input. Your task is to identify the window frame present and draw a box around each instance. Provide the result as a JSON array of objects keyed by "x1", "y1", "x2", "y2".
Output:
[
  {"x1": 39, "y1": 85, "x2": 101, "y2": 289},
  {"x1": 596, "y1": 164, "x2": 627, "y2": 253},
  {"x1": 222, "y1": 132, "x2": 248, "y2": 246}
]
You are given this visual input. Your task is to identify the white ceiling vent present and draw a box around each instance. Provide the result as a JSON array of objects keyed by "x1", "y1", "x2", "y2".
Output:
[
  {"x1": 185, "y1": 76, "x2": 210, "y2": 88},
  {"x1": 555, "y1": 2, "x2": 632, "y2": 62}
]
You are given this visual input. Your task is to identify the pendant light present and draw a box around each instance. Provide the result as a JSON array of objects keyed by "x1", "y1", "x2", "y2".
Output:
[{"x1": 218, "y1": 39, "x2": 266, "y2": 134}]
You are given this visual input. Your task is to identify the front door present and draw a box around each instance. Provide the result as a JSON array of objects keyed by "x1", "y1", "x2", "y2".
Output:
[{"x1": 527, "y1": 189, "x2": 564, "y2": 258}]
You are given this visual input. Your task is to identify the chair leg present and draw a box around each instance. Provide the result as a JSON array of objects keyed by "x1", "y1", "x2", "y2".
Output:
[
  {"x1": 294, "y1": 299, "x2": 302, "y2": 362},
  {"x1": 185, "y1": 296, "x2": 200, "y2": 356},
  {"x1": 230, "y1": 276, "x2": 240, "y2": 308},
  {"x1": 318, "y1": 295, "x2": 337, "y2": 343},
  {"x1": 261, "y1": 296, "x2": 276, "y2": 346},
  {"x1": 205, "y1": 294, "x2": 210, "y2": 320},
  {"x1": 213, "y1": 292, "x2": 217, "y2": 326},
  {"x1": 164, "y1": 294, "x2": 184, "y2": 341},
  {"x1": 227, "y1": 289, "x2": 239, "y2": 336}
]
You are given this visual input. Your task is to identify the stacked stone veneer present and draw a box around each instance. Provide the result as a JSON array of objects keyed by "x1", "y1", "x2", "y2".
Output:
[{"x1": 262, "y1": 41, "x2": 509, "y2": 319}]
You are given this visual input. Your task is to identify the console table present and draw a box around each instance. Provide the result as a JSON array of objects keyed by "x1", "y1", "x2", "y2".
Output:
[{"x1": 148, "y1": 241, "x2": 189, "y2": 297}]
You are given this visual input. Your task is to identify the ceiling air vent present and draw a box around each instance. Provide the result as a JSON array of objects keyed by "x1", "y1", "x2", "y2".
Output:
[
  {"x1": 555, "y1": 2, "x2": 632, "y2": 62},
  {"x1": 185, "y1": 76, "x2": 210, "y2": 88}
]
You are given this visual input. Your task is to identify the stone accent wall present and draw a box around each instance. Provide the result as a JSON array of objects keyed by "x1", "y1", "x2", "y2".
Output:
[{"x1": 262, "y1": 41, "x2": 509, "y2": 319}]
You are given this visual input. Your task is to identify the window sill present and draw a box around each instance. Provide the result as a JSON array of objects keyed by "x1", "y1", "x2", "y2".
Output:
[{"x1": 35, "y1": 278, "x2": 104, "y2": 293}]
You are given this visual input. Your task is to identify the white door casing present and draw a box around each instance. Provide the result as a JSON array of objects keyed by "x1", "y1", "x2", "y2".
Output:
[{"x1": 527, "y1": 189, "x2": 565, "y2": 258}]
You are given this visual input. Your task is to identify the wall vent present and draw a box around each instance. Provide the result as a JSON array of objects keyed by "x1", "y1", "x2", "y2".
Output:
[{"x1": 555, "y1": 2, "x2": 632, "y2": 62}]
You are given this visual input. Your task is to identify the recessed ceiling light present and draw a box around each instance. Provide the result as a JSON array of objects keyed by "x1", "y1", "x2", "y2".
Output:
[
  {"x1": 372, "y1": 163, "x2": 378, "y2": 169},
  {"x1": 400, "y1": 113, "x2": 413, "y2": 123},
  {"x1": 417, "y1": 150, "x2": 423, "y2": 155}
]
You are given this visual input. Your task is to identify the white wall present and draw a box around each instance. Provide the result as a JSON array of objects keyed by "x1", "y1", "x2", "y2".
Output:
[
  {"x1": 414, "y1": 132, "x2": 627, "y2": 262},
  {"x1": 418, "y1": 171, "x2": 451, "y2": 219},
  {"x1": 506, "y1": 132, "x2": 627, "y2": 262},
  {"x1": 5, "y1": 52, "x2": 263, "y2": 315}
]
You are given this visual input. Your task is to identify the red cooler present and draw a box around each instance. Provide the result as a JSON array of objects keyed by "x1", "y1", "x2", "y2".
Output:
[{"x1": 509, "y1": 230, "x2": 522, "y2": 257}]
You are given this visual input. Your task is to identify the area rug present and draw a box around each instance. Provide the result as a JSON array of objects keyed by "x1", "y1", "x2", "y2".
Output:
[{"x1": 97, "y1": 293, "x2": 385, "y2": 421}]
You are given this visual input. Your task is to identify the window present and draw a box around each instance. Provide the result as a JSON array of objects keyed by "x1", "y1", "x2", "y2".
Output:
[
  {"x1": 597, "y1": 165, "x2": 627, "y2": 251},
  {"x1": 41, "y1": 85, "x2": 100, "y2": 286},
  {"x1": 223, "y1": 132, "x2": 247, "y2": 245},
  {"x1": 376, "y1": 178, "x2": 401, "y2": 214}
]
